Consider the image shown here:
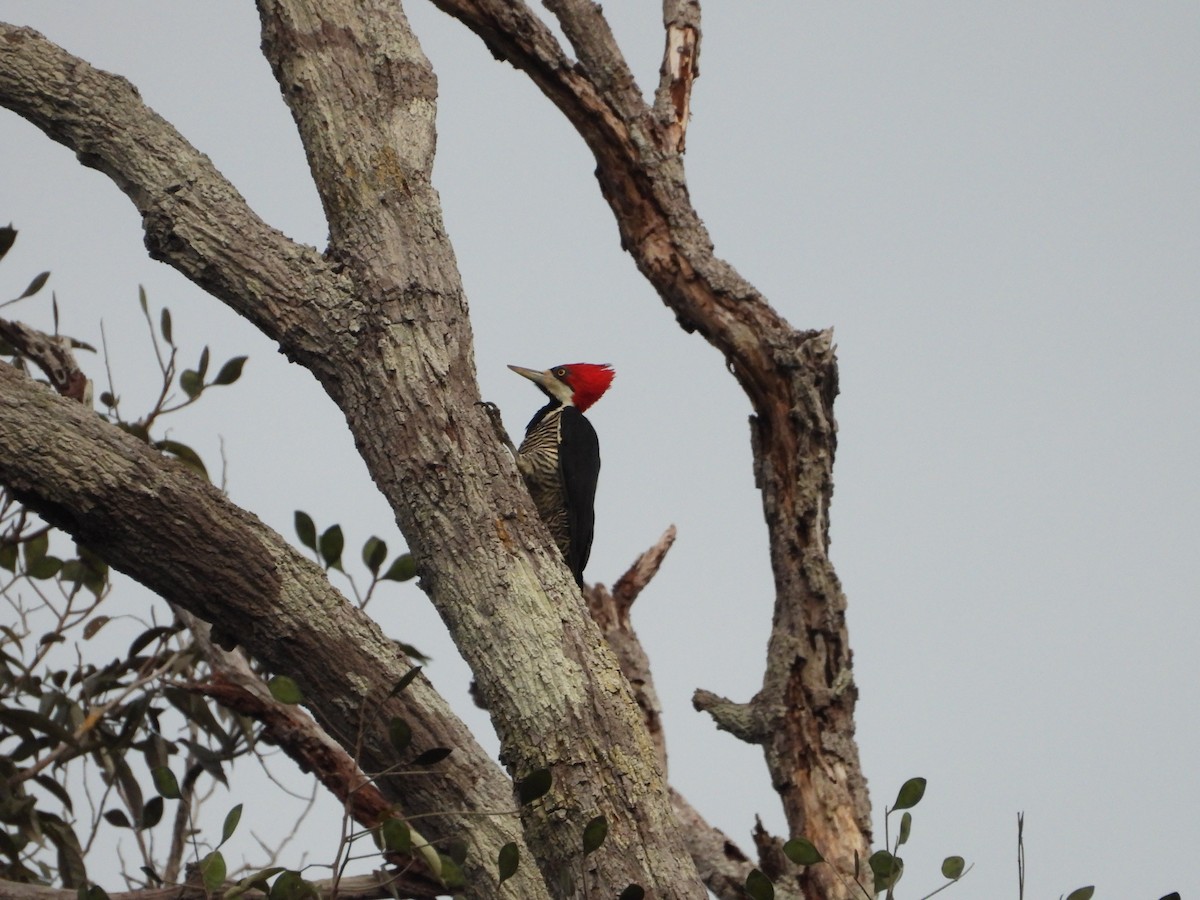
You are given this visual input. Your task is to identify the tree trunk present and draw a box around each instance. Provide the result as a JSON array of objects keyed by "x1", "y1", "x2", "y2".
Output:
[{"x1": 0, "y1": 0, "x2": 874, "y2": 895}]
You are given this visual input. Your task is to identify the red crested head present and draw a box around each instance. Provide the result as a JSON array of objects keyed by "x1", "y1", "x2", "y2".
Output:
[
  {"x1": 508, "y1": 362, "x2": 615, "y2": 412},
  {"x1": 555, "y1": 363, "x2": 614, "y2": 412}
]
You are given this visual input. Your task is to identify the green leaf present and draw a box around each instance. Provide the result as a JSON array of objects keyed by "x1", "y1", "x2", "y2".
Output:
[
  {"x1": 438, "y1": 855, "x2": 465, "y2": 889},
  {"x1": 0, "y1": 541, "x2": 17, "y2": 571},
  {"x1": 27, "y1": 555, "x2": 62, "y2": 580},
  {"x1": 83, "y1": 616, "x2": 111, "y2": 640},
  {"x1": 34, "y1": 774, "x2": 75, "y2": 814},
  {"x1": 138, "y1": 285, "x2": 148, "y2": 315},
  {"x1": 151, "y1": 766, "x2": 180, "y2": 799},
  {"x1": 617, "y1": 887, "x2": 645, "y2": 900},
  {"x1": 220, "y1": 804, "x2": 243, "y2": 846},
  {"x1": 516, "y1": 768, "x2": 552, "y2": 804},
  {"x1": 141, "y1": 796, "x2": 164, "y2": 830},
  {"x1": 388, "y1": 717, "x2": 412, "y2": 753},
  {"x1": 103, "y1": 809, "x2": 131, "y2": 828},
  {"x1": 268, "y1": 675, "x2": 303, "y2": 705},
  {"x1": 179, "y1": 369, "x2": 203, "y2": 399},
  {"x1": 1065, "y1": 889, "x2": 1095, "y2": 900},
  {"x1": 388, "y1": 666, "x2": 422, "y2": 698},
  {"x1": 0, "y1": 707, "x2": 72, "y2": 741},
  {"x1": 294, "y1": 511, "x2": 316, "y2": 551},
  {"x1": 782, "y1": 837, "x2": 824, "y2": 866},
  {"x1": 319, "y1": 524, "x2": 344, "y2": 570},
  {"x1": 200, "y1": 851, "x2": 226, "y2": 893},
  {"x1": 941, "y1": 856, "x2": 965, "y2": 879},
  {"x1": 393, "y1": 640, "x2": 430, "y2": 663},
  {"x1": 898, "y1": 811, "x2": 912, "y2": 847},
  {"x1": 362, "y1": 537, "x2": 387, "y2": 574},
  {"x1": 0, "y1": 225, "x2": 15, "y2": 261},
  {"x1": 129, "y1": 625, "x2": 177, "y2": 657},
  {"x1": 497, "y1": 841, "x2": 519, "y2": 884},
  {"x1": 160, "y1": 307, "x2": 173, "y2": 345},
  {"x1": 582, "y1": 815, "x2": 608, "y2": 855},
  {"x1": 745, "y1": 869, "x2": 774, "y2": 900},
  {"x1": 24, "y1": 531, "x2": 49, "y2": 566},
  {"x1": 43, "y1": 816, "x2": 86, "y2": 888},
  {"x1": 156, "y1": 439, "x2": 208, "y2": 478},
  {"x1": 269, "y1": 872, "x2": 319, "y2": 900},
  {"x1": 382, "y1": 553, "x2": 417, "y2": 581},
  {"x1": 17, "y1": 271, "x2": 50, "y2": 301},
  {"x1": 413, "y1": 747, "x2": 452, "y2": 766},
  {"x1": 892, "y1": 777, "x2": 926, "y2": 811},
  {"x1": 213, "y1": 356, "x2": 248, "y2": 386},
  {"x1": 228, "y1": 868, "x2": 285, "y2": 899},
  {"x1": 197, "y1": 346, "x2": 210, "y2": 379},
  {"x1": 380, "y1": 817, "x2": 411, "y2": 853},
  {"x1": 869, "y1": 850, "x2": 903, "y2": 892}
]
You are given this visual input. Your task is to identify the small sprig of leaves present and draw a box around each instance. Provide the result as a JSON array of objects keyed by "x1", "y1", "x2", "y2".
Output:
[
  {"x1": 293, "y1": 510, "x2": 417, "y2": 611},
  {"x1": 98, "y1": 289, "x2": 246, "y2": 479},
  {"x1": 774, "y1": 778, "x2": 969, "y2": 900}
]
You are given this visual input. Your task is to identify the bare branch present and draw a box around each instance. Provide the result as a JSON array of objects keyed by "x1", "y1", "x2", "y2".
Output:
[
  {"x1": 587, "y1": 535, "x2": 803, "y2": 900},
  {"x1": 611, "y1": 523, "x2": 676, "y2": 612},
  {"x1": 692, "y1": 689, "x2": 760, "y2": 744},
  {"x1": 541, "y1": 0, "x2": 643, "y2": 116},
  {"x1": 654, "y1": 1, "x2": 701, "y2": 152}
]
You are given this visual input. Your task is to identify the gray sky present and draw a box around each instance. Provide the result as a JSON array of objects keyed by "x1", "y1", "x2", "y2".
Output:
[{"x1": 2, "y1": 3, "x2": 1197, "y2": 897}]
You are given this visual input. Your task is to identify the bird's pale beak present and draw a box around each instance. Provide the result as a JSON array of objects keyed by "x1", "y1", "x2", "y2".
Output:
[{"x1": 508, "y1": 364, "x2": 555, "y2": 389}]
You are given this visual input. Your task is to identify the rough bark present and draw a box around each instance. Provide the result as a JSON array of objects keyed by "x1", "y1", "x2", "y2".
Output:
[
  {"x1": 2, "y1": 0, "x2": 875, "y2": 895},
  {"x1": 586, "y1": 537, "x2": 805, "y2": 900},
  {"x1": 419, "y1": 1, "x2": 872, "y2": 896},
  {"x1": 0, "y1": 362, "x2": 545, "y2": 900},
  {"x1": 1, "y1": 9, "x2": 705, "y2": 898}
]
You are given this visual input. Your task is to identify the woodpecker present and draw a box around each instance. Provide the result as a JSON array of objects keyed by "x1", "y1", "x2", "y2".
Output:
[{"x1": 508, "y1": 363, "x2": 615, "y2": 586}]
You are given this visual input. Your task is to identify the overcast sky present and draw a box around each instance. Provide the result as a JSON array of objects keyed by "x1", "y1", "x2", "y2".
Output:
[{"x1": 2, "y1": 3, "x2": 1197, "y2": 898}]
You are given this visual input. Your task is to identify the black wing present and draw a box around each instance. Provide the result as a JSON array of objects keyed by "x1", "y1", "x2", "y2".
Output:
[{"x1": 558, "y1": 407, "x2": 601, "y2": 585}]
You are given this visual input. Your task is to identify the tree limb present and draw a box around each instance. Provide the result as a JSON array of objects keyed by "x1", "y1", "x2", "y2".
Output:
[
  {"x1": 427, "y1": 3, "x2": 873, "y2": 896},
  {"x1": 586, "y1": 533, "x2": 803, "y2": 900},
  {"x1": 1, "y1": 8, "x2": 707, "y2": 893},
  {"x1": 0, "y1": 361, "x2": 545, "y2": 899}
]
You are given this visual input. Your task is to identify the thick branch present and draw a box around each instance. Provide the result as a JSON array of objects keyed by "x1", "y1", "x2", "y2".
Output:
[
  {"x1": 0, "y1": 362, "x2": 546, "y2": 900},
  {"x1": 2, "y1": 10, "x2": 706, "y2": 897},
  {"x1": 0, "y1": 25, "x2": 343, "y2": 368},
  {"x1": 251, "y1": 3, "x2": 706, "y2": 896},
  {"x1": 654, "y1": 1, "x2": 701, "y2": 153},
  {"x1": 428, "y1": 4, "x2": 873, "y2": 896},
  {"x1": 586, "y1": 535, "x2": 803, "y2": 900}
]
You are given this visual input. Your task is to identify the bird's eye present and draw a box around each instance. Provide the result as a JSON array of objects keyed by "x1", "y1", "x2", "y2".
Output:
[{"x1": 554, "y1": 367, "x2": 566, "y2": 377}]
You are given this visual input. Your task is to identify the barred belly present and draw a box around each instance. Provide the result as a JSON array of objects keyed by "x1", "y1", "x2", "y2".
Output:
[{"x1": 515, "y1": 407, "x2": 571, "y2": 560}]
